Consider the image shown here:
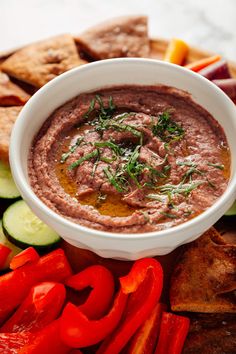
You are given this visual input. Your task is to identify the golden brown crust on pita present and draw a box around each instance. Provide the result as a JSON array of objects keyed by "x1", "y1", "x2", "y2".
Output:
[
  {"x1": 183, "y1": 313, "x2": 236, "y2": 354},
  {"x1": 1, "y1": 35, "x2": 86, "y2": 88},
  {"x1": 75, "y1": 16, "x2": 150, "y2": 59},
  {"x1": 0, "y1": 72, "x2": 30, "y2": 106},
  {"x1": 0, "y1": 106, "x2": 22, "y2": 163},
  {"x1": 170, "y1": 227, "x2": 236, "y2": 313}
]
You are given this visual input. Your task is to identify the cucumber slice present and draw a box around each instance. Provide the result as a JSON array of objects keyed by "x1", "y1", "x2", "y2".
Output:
[
  {"x1": 0, "y1": 220, "x2": 22, "y2": 269},
  {"x1": 225, "y1": 200, "x2": 236, "y2": 216},
  {"x1": 0, "y1": 161, "x2": 20, "y2": 199},
  {"x1": 2, "y1": 200, "x2": 61, "y2": 249}
]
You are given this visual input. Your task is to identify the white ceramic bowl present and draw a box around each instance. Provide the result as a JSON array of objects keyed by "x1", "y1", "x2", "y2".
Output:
[{"x1": 10, "y1": 58, "x2": 236, "y2": 260}]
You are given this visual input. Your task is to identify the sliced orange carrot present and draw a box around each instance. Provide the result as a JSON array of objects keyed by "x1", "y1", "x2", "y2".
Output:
[
  {"x1": 185, "y1": 55, "x2": 221, "y2": 72},
  {"x1": 163, "y1": 38, "x2": 189, "y2": 65}
]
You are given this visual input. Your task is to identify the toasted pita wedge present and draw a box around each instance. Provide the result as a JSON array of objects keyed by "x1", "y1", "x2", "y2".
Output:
[
  {"x1": 183, "y1": 313, "x2": 236, "y2": 354},
  {"x1": 1, "y1": 35, "x2": 86, "y2": 88},
  {"x1": 0, "y1": 106, "x2": 22, "y2": 163},
  {"x1": 75, "y1": 16, "x2": 150, "y2": 59},
  {"x1": 170, "y1": 227, "x2": 236, "y2": 313},
  {"x1": 0, "y1": 72, "x2": 30, "y2": 106}
]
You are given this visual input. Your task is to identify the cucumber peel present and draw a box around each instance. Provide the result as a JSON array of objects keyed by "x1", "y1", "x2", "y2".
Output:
[
  {"x1": 3, "y1": 200, "x2": 61, "y2": 249},
  {"x1": 0, "y1": 161, "x2": 20, "y2": 199},
  {"x1": 0, "y1": 220, "x2": 22, "y2": 269},
  {"x1": 225, "y1": 200, "x2": 236, "y2": 216}
]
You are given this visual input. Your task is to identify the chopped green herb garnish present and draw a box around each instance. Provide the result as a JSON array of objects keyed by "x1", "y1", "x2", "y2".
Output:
[
  {"x1": 146, "y1": 165, "x2": 167, "y2": 179},
  {"x1": 183, "y1": 209, "x2": 193, "y2": 217},
  {"x1": 181, "y1": 166, "x2": 205, "y2": 183},
  {"x1": 85, "y1": 95, "x2": 116, "y2": 127},
  {"x1": 83, "y1": 98, "x2": 96, "y2": 119},
  {"x1": 125, "y1": 145, "x2": 144, "y2": 187},
  {"x1": 94, "y1": 141, "x2": 122, "y2": 156},
  {"x1": 96, "y1": 95, "x2": 116, "y2": 118},
  {"x1": 91, "y1": 158, "x2": 99, "y2": 177},
  {"x1": 207, "y1": 162, "x2": 224, "y2": 170},
  {"x1": 140, "y1": 210, "x2": 150, "y2": 222},
  {"x1": 108, "y1": 123, "x2": 143, "y2": 145},
  {"x1": 152, "y1": 111, "x2": 184, "y2": 143},
  {"x1": 114, "y1": 112, "x2": 135, "y2": 122},
  {"x1": 163, "y1": 165, "x2": 171, "y2": 174},
  {"x1": 100, "y1": 156, "x2": 116, "y2": 163},
  {"x1": 60, "y1": 137, "x2": 84, "y2": 163},
  {"x1": 177, "y1": 161, "x2": 206, "y2": 184},
  {"x1": 158, "y1": 181, "x2": 203, "y2": 197},
  {"x1": 177, "y1": 161, "x2": 196, "y2": 167},
  {"x1": 103, "y1": 166, "x2": 124, "y2": 193},
  {"x1": 160, "y1": 212, "x2": 177, "y2": 219},
  {"x1": 146, "y1": 194, "x2": 163, "y2": 202},
  {"x1": 68, "y1": 149, "x2": 99, "y2": 170}
]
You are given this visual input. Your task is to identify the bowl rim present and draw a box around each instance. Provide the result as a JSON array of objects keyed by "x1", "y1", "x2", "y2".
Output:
[{"x1": 10, "y1": 57, "x2": 236, "y2": 240}]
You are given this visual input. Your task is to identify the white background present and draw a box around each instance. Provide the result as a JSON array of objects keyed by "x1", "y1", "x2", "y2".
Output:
[{"x1": 1, "y1": 0, "x2": 236, "y2": 60}]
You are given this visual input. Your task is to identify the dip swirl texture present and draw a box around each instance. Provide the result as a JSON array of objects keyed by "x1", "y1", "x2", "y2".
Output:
[{"x1": 29, "y1": 85, "x2": 230, "y2": 233}]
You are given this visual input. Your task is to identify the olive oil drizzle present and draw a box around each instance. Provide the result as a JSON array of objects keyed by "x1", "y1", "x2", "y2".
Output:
[{"x1": 56, "y1": 95, "x2": 230, "y2": 219}]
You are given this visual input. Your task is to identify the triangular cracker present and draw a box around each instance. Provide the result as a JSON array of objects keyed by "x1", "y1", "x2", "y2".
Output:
[
  {"x1": 0, "y1": 72, "x2": 30, "y2": 106},
  {"x1": 75, "y1": 16, "x2": 150, "y2": 59},
  {"x1": 170, "y1": 227, "x2": 236, "y2": 312},
  {"x1": 1, "y1": 35, "x2": 86, "y2": 88},
  {"x1": 0, "y1": 106, "x2": 22, "y2": 163}
]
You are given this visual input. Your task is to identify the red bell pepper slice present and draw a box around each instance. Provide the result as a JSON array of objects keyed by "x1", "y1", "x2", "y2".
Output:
[
  {"x1": 60, "y1": 289, "x2": 128, "y2": 348},
  {"x1": 126, "y1": 303, "x2": 166, "y2": 354},
  {"x1": 19, "y1": 321, "x2": 70, "y2": 354},
  {"x1": 10, "y1": 247, "x2": 40, "y2": 270},
  {"x1": 0, "y1": 332, "x2": 33, "y2": 354},
  {"x1": 1, "y1": 282, "x2": 66, "y2": 332},
  {"x1": 0, "y1": 249, "x2": 72, "y2": 326},
  {"x1": 0, "y1": 243, "x2": 11, "y2": 269},
  {"x1": 97, "y1": 258, "x2": 163, "y2": 354},
  {"x1": 66, "y1": 264, "x2": 114, "y2": 319},
  {"x1": 21, "y1": 264, "x2": 114, "y2": 353},
  {"x1": 154, "y1": 312, "x2": 190, "y2": 354}
]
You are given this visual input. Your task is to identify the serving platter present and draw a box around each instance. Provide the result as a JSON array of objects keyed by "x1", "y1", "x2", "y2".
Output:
[{"x1": 0, "y1": 25, "x2": 235, "y2": 353}]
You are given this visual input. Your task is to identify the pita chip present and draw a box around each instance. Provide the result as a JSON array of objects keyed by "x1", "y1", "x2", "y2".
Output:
[
  {"x1": 170, "y1": 227, "x2": 236, "y2": 313},
  {"x1": 0, "y1": 72, "x2": 30, "y2": 106},
  {"x1": 75, "y1": 16, "x2": 150, "y2": 59},
  {"x1": 1, "y1": 35, "x2": 86, "y2": 88},
  {"x1": 183, "y1": 313, "x2": 236, "y2": 354},
  {"x1": 0, "y1": 106, "x2": 22, "y2": 163}
]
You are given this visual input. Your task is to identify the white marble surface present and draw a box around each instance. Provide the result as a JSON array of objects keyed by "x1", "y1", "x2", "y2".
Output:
[{"x1": 1, "y1": 0, "x2": 236, "y2": 61}]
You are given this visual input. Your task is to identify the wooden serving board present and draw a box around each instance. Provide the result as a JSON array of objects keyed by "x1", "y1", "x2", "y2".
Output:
[{"x1": 149, "y1": 38, "x2": 236, "y2": 77}]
